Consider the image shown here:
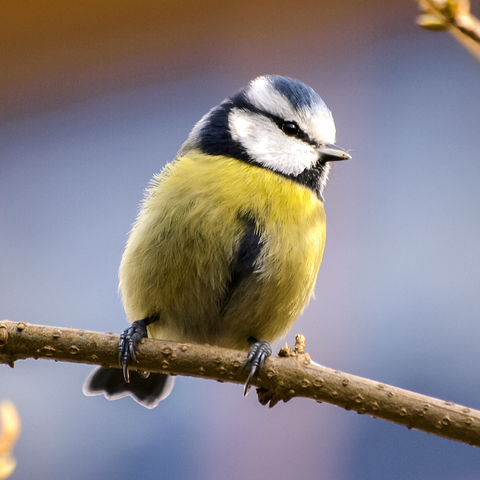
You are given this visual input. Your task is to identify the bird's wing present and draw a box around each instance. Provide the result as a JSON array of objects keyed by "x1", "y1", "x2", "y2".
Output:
[{"x1": 220, "y1": 216, "x2": 264, "y2": 312}]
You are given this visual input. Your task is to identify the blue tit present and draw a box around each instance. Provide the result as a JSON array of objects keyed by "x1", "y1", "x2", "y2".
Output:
[{"x1": 84, "y1": 75, "x2": 351, "y2": 408}]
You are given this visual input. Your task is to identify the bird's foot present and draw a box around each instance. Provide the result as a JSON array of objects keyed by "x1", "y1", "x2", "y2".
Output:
[
  {"x1": 118, "y1": 319, "x2": 151, "y2": 383},
  {"x1": 243, "y1": 339, "x2": 272, "y2": 396}
]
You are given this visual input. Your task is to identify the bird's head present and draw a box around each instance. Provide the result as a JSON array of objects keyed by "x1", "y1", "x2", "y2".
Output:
[{"x1": 179, "y1": 75, "x2": 351, "y2": 199}]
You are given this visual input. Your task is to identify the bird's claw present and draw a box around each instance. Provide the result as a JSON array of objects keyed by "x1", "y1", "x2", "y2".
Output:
[
  {"x1": 243, "y1": 340, "x2": 272, "y2": 396},
  {"x1": 118, "y1": 320, "x2": 149, "y2": 383}
]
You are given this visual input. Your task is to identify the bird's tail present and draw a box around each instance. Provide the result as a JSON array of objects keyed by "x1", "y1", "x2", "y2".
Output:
[{"x1": 83, "y1": 367, "x2": 175, "y2": 409}]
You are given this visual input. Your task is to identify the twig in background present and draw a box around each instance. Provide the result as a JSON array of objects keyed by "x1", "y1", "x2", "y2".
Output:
[{"x1": 416, "y1": 0, "x2": 480, "y2": 60}]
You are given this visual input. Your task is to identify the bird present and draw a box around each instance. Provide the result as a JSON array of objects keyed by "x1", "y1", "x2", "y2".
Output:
[{"x1": 83, "y1": 74, "x2": 350, "y2": 408}]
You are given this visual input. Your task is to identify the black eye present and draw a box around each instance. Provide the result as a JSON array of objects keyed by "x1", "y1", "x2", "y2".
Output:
[{"x1": 281, "y1": 121, "x2": 299, "y2": 136}]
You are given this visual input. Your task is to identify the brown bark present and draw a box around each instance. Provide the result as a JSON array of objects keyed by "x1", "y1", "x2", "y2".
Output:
[{"x1": 1, "y1": 319, "x2": 479, "y2": 447}]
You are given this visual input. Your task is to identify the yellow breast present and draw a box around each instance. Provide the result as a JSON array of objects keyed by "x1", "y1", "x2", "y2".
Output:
[{"x1": 119, "y1": 151, "x2": 326, "y2": 350}]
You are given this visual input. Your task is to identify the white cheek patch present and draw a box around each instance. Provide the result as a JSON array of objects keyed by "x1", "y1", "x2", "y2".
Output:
[
  {"x1": 230, "y1": 112, "x2": 252, "y2": 138},
  {"x1": 229, "y1": 108, "x2": 318, "y2": 176}
]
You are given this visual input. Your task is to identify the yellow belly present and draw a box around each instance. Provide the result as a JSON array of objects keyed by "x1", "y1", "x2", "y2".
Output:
[{"x1": 119, "y1": 151, "x2": 326, "y2": 350}]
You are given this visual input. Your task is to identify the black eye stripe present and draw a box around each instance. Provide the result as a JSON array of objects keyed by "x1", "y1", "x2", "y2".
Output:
[
  {"x1": 276, "y1": 119, "x2": 313, "y2": 144},
  {"x1": 229, "y1": 94, "x2": 319, "y2": 147},
  {"x1": 238, "y1": 102, "x2": 318, "y2": 147},
  {"x1": 270, "y1": 116, "x2": 316, "y2": 146}
]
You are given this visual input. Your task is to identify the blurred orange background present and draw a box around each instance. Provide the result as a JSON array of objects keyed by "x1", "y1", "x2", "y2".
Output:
[{"x1": 2, "y1": 1, "x2": 480, "y2": 479}]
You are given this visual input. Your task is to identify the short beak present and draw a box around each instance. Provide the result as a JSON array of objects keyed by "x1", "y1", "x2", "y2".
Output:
[{"x1": 317, "y1": 143, "x2": 351, "y2": 162}]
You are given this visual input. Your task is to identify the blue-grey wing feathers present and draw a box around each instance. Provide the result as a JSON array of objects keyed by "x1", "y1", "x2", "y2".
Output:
[{"x1": 221, "y1": 217, "x2": 264, "y2": 311}]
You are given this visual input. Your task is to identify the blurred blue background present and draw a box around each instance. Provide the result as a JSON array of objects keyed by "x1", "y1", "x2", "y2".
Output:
[{"x1": 2, "y1": 1, "x2": 480, "y2": 478}]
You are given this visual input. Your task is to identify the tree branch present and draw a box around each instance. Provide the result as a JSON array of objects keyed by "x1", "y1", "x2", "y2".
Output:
[
  {"x1": 1, "y1": 319, "x2": 479, "y2": 447},
  {"x1": 416, "y1": 0, "x2": 480, "y2": 61}
]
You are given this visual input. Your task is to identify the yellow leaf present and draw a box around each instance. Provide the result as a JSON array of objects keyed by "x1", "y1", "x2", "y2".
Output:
[
  {"x1": 0, "y1": 456, "x2": 16, "y2": 480},
  {"x1": 0, "y1": 402, "x2": 21, "y2": 480},
  {"x1": 0, "y1": 402, "x2": 20, "y2": 454}
]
